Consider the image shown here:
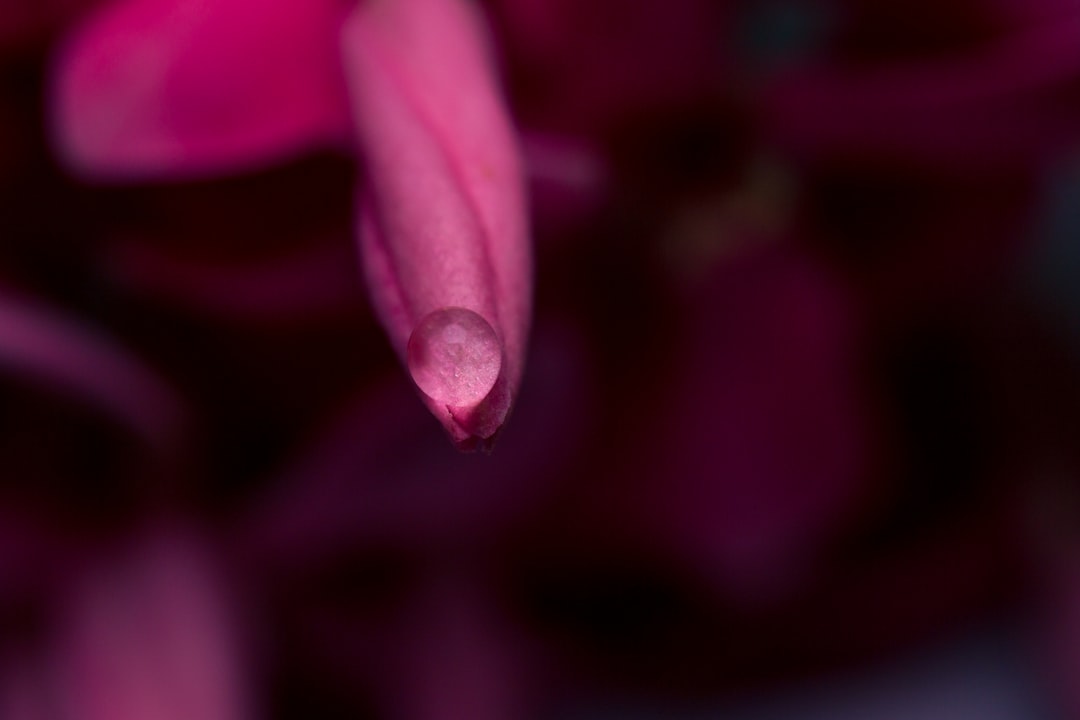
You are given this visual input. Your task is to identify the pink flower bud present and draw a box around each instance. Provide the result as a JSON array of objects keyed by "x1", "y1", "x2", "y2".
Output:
[{"x1": 341, "y1": 0, "x2": 531, "y2": 448}]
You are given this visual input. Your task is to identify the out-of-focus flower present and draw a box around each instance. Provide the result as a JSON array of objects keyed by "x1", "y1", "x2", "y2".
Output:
[
  {"x1": 50, "y1": 0, "x2": 531, "y2": 449},
  {"x1": 1, "y1": 527, "x2": 251, "y2": 720}
]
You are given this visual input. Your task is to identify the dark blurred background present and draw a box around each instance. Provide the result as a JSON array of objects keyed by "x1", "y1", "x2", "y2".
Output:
[{"x1": 3, "y1": 0, "x2": 1080, "y2": 717}]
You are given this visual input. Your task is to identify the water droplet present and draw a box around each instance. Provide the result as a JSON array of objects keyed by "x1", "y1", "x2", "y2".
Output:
[{"x1": 407, "y1": 308, "x2": 501, "y2": 407}]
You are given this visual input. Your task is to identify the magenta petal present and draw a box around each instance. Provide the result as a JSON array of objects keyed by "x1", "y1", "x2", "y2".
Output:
[
  {"x1": 53, "y1": 531, "x2": 251, "y2": 720},
  {"x1": 49, "y1": 0, "x2": 351, "y2": 179},
  {"x1": 341, "y1": 0, "x2": 531, "y2": 448},
  {"x1": 0, "y1": 291, "x2": 185, "y2": 451}
]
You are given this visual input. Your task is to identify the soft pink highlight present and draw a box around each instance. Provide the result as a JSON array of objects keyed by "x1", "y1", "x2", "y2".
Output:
[{"x1": 53, "y1": 531, "x2": 251, "y2": 720}]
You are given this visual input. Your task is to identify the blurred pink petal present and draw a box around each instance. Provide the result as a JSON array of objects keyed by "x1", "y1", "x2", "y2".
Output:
[
  {"x1": 50, "y1": 0, "x2": 351, "y2": 178},
  {"x1": 0, "y1": 291, "x2": 184, "y2": 451},
  {"x1": 342, "y1": 0, "x2": 531, "y2": 449},
  {"x1": 53, "y1": 529, "x2": 251, "y2": 720}
]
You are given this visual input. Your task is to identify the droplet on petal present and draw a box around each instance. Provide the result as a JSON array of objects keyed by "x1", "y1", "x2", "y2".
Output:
[
  {"x1": 407, "y1": 308, "x2": 501, "y2": 408},
  {"x1": 341, "y1": 0, "x2": 530, "y2": 448}
]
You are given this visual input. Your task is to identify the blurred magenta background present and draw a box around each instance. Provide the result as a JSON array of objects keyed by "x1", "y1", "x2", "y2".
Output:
[{"x1": 4, "y1": 0, "x2": 1080, "y2": 718}]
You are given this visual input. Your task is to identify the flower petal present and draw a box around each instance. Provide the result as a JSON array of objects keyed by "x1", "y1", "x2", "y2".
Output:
[
  {"x1": 54, "y1": 530, "x2": 251, "y2": 720},
  {"x1": 49, "y1": 0, "x2": 351, "y2": 179},
  {"x1": 0, "y1": 290, "x2": 185, "y2": 451},
  {"x1": 340, "y1": 0, "x2": 531, "y2": 449}
]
